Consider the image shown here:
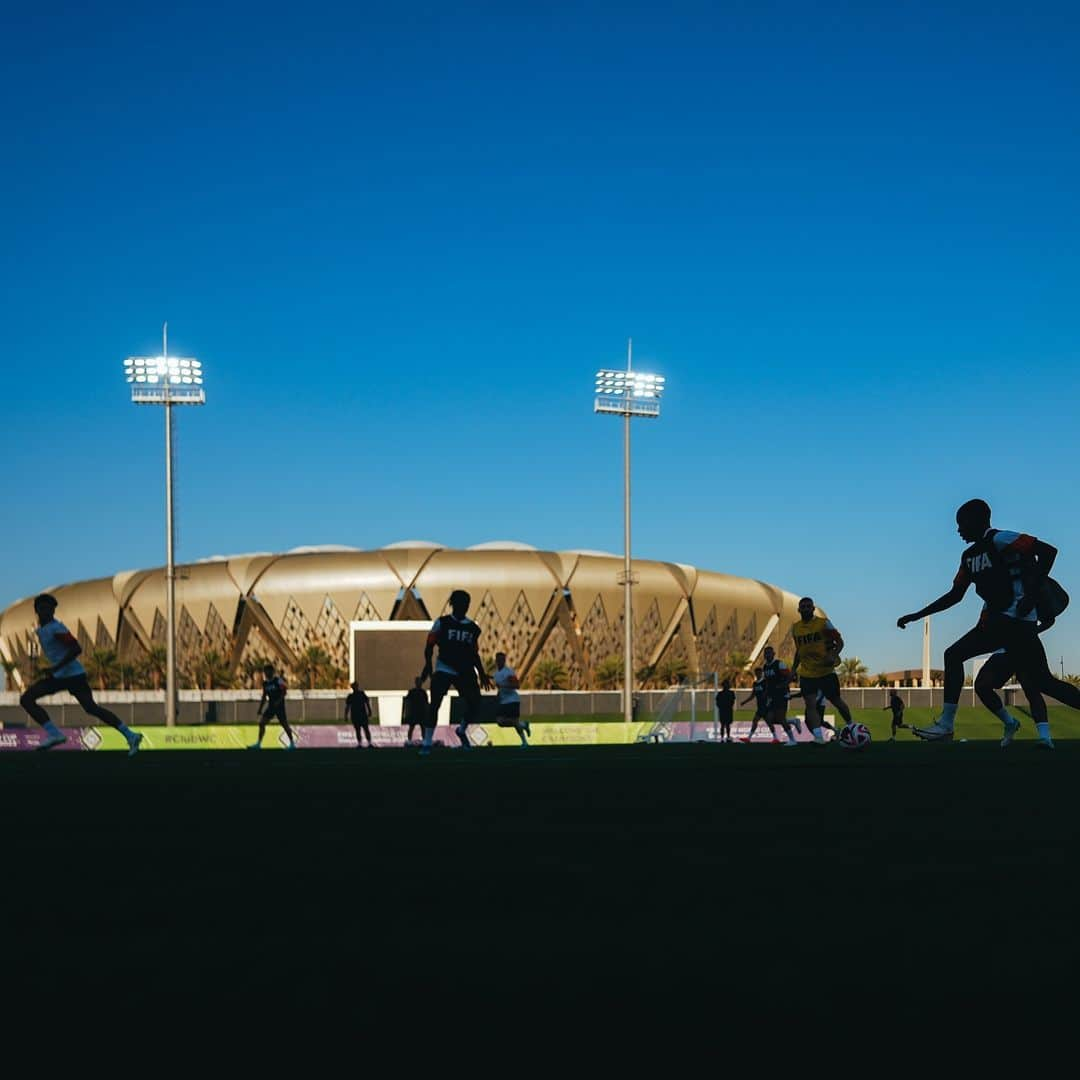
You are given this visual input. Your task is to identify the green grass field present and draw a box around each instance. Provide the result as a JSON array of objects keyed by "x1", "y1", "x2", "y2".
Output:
[
  {"x1": 4, "y1": 715, "x2": 1079, "y2": 1023},
  {"x1": 564, "y1": 704, "x2": 1080, "y2": 742}
]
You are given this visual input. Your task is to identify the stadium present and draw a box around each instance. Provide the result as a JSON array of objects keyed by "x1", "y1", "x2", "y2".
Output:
[{"x1": 0, "y1": 541, "x2": 805, "y2": 691}]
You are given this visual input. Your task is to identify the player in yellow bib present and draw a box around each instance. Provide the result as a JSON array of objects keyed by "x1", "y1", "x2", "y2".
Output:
[{"x1": 791, "y1": 596, "x2": 854, "y2": 743}]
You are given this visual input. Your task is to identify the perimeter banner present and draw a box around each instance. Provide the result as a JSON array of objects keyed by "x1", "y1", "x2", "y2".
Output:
[{"x1": 0, "y1": 719, "x2": 834, "y2": 751}]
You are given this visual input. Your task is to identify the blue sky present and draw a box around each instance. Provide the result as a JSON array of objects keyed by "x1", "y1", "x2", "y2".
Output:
[{"x1": 2, "y1": 1, "x2": 1079, "y2": 676}]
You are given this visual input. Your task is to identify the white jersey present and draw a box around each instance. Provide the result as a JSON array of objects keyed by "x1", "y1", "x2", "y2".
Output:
[
  {"x1": 494, "y1": 665, "x2": 520, "y2": 705},
  {"x1": 36, "y1": 619, "x2": 85, "y2": 678}
]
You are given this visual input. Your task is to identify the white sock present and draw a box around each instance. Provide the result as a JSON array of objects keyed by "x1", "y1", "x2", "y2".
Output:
[
  {"x1": 995, "y1": 709, "x2": 1014, "y2": 726},
  {"x1": 43, "y1": 721, "x2": 62, "y2": 738},
  {"x1": 1037, "y1": 722, "x2": 1052, "y2": 741},
  {"x1": 940, "y1": 703, "x2": 958, "y2": 726}
]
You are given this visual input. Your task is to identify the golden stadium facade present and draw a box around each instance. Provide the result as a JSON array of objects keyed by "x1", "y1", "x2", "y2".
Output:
[{"x1": 0, "y1": 541, "x2": 804, "y2": 690}]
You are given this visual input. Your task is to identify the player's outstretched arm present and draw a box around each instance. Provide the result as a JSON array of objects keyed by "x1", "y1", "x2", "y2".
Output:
[{"x1": 897, "y1": 582, "x2": 967, "y2": 628}]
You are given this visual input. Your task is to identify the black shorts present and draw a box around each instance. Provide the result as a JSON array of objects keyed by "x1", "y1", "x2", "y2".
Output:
[
  {"x1": 766, "y1": 697, "x2": 788, "y2": 716},
  {"x1": 800, "y1": 674, "x2": 841, "y2": 700},
  {"x1": 263, "y1": 703, "x2": 288, "y2": 722},
  {"x1": 429, "y1": 670, "x2": 482, "y2": 717},
  {"x1": 716, "y1": 714, "x2": 733, "y2": 726},
  {"x1": 495, "y1": 701, "x2": 521, "y2": 723},
  {"x1": 26, "y1": 673, "x2": 94, "y2": 699}
]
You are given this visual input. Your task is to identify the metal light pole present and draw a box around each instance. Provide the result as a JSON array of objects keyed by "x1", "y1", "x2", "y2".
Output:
[
  {"x1": 922, "y1": 616, "x2": 931, "y2": 690},
  {"x1": 124, "y1": 324, "x2": 205, "y2": 727},
  {"x1": 594, "y1": 343, "x2": 665, "y2": 724}
]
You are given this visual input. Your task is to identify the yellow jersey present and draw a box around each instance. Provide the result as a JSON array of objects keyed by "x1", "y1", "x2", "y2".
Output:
[{"x1": 792, "y1": 616, "x2": 842, "y2": 678}]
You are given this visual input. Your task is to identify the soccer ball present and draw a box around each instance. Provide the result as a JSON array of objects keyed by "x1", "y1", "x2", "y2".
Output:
[{"x1": 838, "y1": 722, "x2": 872, "y2": 750}]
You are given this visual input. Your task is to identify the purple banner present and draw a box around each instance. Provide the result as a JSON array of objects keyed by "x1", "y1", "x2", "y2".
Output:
[
  {"x1": 0, "y1": 727, "x2": 99, "y2": 751},
  {"x1": 296, "y1": 725, "x2": 461, "y2": 749}
]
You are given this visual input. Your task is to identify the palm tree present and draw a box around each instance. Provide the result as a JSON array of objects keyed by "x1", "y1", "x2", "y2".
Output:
[
  {"x1": 84, "y1": 648, "x2": 120, "y2": 690},
  {"x1": 139, "y1": 644, "x2": 168, "y2": 690},
  {"x1": 325, "y1": 663, "x2": 349, "y2": 689},
  {"x1": 837, "y1": 656, "x2": 868, "y2": 687},
  {"x1": 721, "y1": 651, "x2": 751, "y2": 687},
  {"x1": 635, "y1": 663, "x2": 658, "y2": 688},
  {"x1": 594, "y1": 655, "x2": 623, "y2": 690},
  {"x1": 191, "y1": 648, "x2": 234, "y2": 690},
  {"x1": 530, "y1": 658, "x2": 568, "y2": 689},
  {"x1": 240, "y1": 653, "x2": 272, "y2": 689},
  {"x1": 655, "y1": 656, "x2": 688, "y2": 687},
  {"x1": 1064, "y1": 674, "x2": 1080, "y2": 688},
  {"x1": 117, "y1": 660, "x2": 140, "y2": 691},
  {"x1": 2, "y1": 657, "x2": 20, "y2": 691},
  {"x1": 874, "y1": 672, "x2": 890, "y2": 688},
  {"x1": 293, "y1": 645, "x2": 333, "y2": 689}
]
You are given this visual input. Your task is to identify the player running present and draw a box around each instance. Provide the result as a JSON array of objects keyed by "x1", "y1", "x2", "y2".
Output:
[
  {"x1": 791, "y1": 596, "x2": 854, "y2": 743},
  {"x1": 20, "y1": 593, "x2": 143, "y2": 754},
  {"x1": 973, "y1": 619, "x2": 1071, "y2": 748},
  {"x1": 738, "y1": 667, "x2": 780, "y2": 743},
  {"x1": 249, "y1": 664, "x2": 296, "y2": 750},
  {"x1": 882, "y1": 690, "x2": 907, "y2": 740},
  {"x1": 419, "y1": 590, "x2": 493, "y2": 755},
  {"x1": 897, "y1": 499, "x2": 1080, "y2": 747},
  {"x1": 761, "y1": 645, "x2": 799, "y2": 747},
  {"x1": 493, "y1": 652, "x2": 530, "y2": 747}
]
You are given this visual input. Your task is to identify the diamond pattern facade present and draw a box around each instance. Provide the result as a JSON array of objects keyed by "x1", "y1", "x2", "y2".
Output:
[{"x1": 0, "y1": 546, "x2": 805, "y2": 690}]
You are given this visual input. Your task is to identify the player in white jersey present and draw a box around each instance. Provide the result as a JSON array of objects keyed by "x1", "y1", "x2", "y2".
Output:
[
  {"x1": 20, "y1": 593, "x2": 143, "y2": 754},
  {"x1": 493, "y1": 652, "x2": 530, "y2": 747}
]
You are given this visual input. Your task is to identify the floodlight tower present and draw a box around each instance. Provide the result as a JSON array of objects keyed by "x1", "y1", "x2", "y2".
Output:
[
  {"x1": 124, "y1": 324, "x2": 205, "y2": 728},
  {"x1": 922, "y1": 616, "x2": 932, "y2": 689},
  {"x1": 594, "y1": 340, "x2": 666, "y2": 725}
]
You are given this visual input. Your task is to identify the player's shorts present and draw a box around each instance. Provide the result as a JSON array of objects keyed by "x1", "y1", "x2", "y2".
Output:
[
  {"x1": 25, "y1": 673, "x2": 94, "y2": 699},
  {"x1": 766, "y1": 697, "x2": 788, "y2": 716},
  {"x1": 495, "y1": 701, "x2": 521, "y2": 726},
  {"x1": 430, "y1": 670, "x2": 482, "y2": 715},
  {"x1": 263, "y1": 703, "x2": 288, "y2": 722},
  {"x1": 799, "y1": 674, "x2": 841, "y2": 700}
]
